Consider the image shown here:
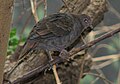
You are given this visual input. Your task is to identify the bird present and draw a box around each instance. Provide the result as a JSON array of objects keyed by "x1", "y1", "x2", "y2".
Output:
[
  {"x1": 18, "y1": 13, "x2": 93, "y2": 61},
  {"x1": 6, "y1": 13, "x2": 93, "y2": 80}
]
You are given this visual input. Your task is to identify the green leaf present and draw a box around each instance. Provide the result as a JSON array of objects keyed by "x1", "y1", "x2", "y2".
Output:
[
  {"x1": 7, "y1": 28, "x2": 19, "y2": 55},
  {"x1": 10, "y1": 28, "x2": 17, "y2": 38}
]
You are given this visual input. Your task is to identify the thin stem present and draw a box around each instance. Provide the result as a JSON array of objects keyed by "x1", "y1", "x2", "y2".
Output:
[
  {"x1": 30, "y1": 0, "x2": 39, "y2": 23},
  {"x1": 53, "y1": 65, "x2": 62, "y2": 84},
  {"x1": 92, "y1": 54, "x2": 120, "y2": 62},
  {"x1": 84, "y1": 73, "x2": 114, "y2": 84},
  {"x1": 43, "y1": 0, "x2": 47, "y2": 17}
]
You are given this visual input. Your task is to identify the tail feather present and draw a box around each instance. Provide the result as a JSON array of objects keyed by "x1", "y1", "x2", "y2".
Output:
[{"x1": 18, "y1": 40, "x2": 37, "y2": 59}]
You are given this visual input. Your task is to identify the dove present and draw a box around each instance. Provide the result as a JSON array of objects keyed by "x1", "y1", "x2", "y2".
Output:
[
  {"x1": 18, "y1": 13, "x2": 93, "y2": 61},
  {"x1": 7, "y1": 13, "x2": 93, "y2": 79}
]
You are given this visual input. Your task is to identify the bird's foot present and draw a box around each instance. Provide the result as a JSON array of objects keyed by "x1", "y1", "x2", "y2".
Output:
[
  {"x1": 59, "y1": 49, "x2": 70, "y2": 62},
  {"x1": 48, "y1": 58, "x2": 54, "y2": 70}
]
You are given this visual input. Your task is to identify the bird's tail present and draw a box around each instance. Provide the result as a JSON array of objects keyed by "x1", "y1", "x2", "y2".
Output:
[{"x1": 18, "y1": 40, "x2": 38, "y2": 60}]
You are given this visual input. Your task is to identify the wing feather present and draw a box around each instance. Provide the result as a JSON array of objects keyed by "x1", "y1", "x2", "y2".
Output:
[{"x1": 28, "y1": 13, "x2": 74, "y2": 40}]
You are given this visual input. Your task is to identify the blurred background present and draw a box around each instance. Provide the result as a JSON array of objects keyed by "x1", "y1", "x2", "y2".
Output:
[{"x1": 9, "y1": 0, "x2": 120, "y2": 84}]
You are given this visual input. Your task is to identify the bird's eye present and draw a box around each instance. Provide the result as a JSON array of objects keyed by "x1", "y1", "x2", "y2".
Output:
[{"x1": 83, "y1": 18, "x2": 88, "y2": 23}]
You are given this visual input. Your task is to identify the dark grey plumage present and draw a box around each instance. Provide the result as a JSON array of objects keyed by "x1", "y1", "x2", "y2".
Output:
[{"x1": 19, "y1": 13, "x2": 93, "y2": 60}]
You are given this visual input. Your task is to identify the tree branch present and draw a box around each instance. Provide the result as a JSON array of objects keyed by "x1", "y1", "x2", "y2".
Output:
[{"x1": 11, "y1": 26, "x2": 120, "y2": 84}]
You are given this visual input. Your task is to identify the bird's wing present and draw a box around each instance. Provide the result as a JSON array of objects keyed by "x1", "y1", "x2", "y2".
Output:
[
  {"x1": 46, "y1": 13, "x2": 74, "y2": 36},
  {"x1": 28, "y1": 13, "x2": 74, "y2": 40},
  {"x1": 18, "y1": 40, "x2": 38, "y2": 59}
]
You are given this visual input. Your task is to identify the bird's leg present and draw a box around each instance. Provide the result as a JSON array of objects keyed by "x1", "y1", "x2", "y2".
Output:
[
  {"x1": 59, "y1": 49, "x2": 70, "y2": 62},
  {"x1": 46, "y1": 50, "x2": 62, "y2": 84},
  {"x1": 45, "y1": 50, "x2": 53, "y2": 69},
  {"x1": 54, "y1": 46, "x2": 70, "y2": 61}
]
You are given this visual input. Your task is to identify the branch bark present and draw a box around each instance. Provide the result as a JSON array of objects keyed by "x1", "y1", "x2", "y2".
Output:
[{"x1": 0, "y1": 0, "x2": 14, "y2": 84}]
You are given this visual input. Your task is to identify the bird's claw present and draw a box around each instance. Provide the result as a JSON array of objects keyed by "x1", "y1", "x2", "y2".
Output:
[{"x1": 59, "y1": 49, "x2": 70, "y2": 62}]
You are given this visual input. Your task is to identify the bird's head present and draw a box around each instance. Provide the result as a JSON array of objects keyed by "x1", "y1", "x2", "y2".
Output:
[{"x1": 79, "y1": 14, "x2": 93, "y2": 35}]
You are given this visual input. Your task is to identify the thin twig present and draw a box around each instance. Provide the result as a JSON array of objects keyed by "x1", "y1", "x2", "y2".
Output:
[
  {"x1": 34, "y1": 0, "x2": 37, "y2": 10},
  {"x1": 90, "y1": 77, "x2": 99, "y2": 84},
  {"x1": 78, "y1": 36, "x2": 88, "y2": 84},
  {"x1": 92, "y1": 54, "x2": 120, "y2": 62},
  {"x1": 43, "y1": 0, "x2": 47, "y2": 17},
  {"x1": 107, "y1": 0, "x2": 120, "y2": 19},
  {"x1": 91, "y1": 44, "x2": 114, "y2": 57},
  {"x1": 94, "y1": 23, "x2": 120, "y2": 35},
  {"x1": 91, "y1": 67, "x2": 107, "y2": 83},
  {"x1": 77, "y1": 56, "x2": 85, "y2": 84},
  {"x1": 52, "y1": 65, "x2": 62, "y2": 84},
  {"x1": 95, "y1": 69, "x2": 109, "y2": 84},
  {"x1": 30, "y1": 0, "x2": 39, "y2": 23},
  {"x1": 92, "y1": 59, "x2": 119, "y2": 70},
  {"x1": 83, "y1": 73, "x2": 114, "y2": 84}
]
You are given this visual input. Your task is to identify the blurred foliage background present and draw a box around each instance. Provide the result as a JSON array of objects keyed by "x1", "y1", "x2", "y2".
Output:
[{"x1": 8, "y1": 0, "x2": 120, "y2": 84}]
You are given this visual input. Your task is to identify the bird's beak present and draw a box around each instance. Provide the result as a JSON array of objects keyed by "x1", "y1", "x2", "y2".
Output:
[{"x1": 90, "y1": 25, "x2": 94, "y2": 30}]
